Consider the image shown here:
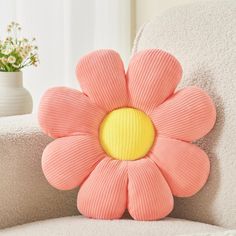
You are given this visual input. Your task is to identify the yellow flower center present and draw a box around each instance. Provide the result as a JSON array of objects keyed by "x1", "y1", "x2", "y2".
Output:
[{"x1": 99, "y1": 108, "x2": 155, "y2": 161}]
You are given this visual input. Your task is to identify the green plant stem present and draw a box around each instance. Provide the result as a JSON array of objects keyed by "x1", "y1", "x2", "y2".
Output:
[{"x1": 19, "y1": 53, "x2": 37, "y2": 69}]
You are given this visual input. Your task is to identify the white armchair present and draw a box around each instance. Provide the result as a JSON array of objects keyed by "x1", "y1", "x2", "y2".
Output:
[{"x1": 1, "y1": 1, "x2": 236, "y2": 235}]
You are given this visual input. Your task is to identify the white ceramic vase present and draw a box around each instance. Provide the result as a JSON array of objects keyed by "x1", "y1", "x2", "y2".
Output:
[{"x1": 0, "y1": 72, "x2": 33, "y2": 117}]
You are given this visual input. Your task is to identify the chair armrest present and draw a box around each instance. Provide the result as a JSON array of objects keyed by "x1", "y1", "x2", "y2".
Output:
[{"x1": 0, "y1": 114, "x2": 78, "y2": 229}]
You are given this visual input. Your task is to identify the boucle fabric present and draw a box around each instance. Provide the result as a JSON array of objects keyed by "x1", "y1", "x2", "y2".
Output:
[
  {"x1": 0, "y1": 115, "x2": 78, "y2": 229},
  {"x1": 0, "y1": 216, "x2": 225, "y2": 236},
  {"x1": 133, "y1": 0, "x2": 236, "y2": 228}
]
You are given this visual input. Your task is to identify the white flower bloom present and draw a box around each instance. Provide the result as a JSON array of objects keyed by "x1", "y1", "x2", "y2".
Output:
[
  {"x1": 0, "y1": 57, "x2": 8, "y2": 64},
  {"x1": 2, "y1": 49, "x2": 12, "y2": 55},
  {"x1": 8, "y1": 56, "x2": 16, "y2": 64}
]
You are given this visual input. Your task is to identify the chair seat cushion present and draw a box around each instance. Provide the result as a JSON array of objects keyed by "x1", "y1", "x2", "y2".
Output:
[{"x1": 0, "y1": 216, "x2": 225, "y2": 236}]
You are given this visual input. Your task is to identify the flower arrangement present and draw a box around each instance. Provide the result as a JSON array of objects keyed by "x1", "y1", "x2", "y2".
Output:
[{"x1": 0, "y1": 22, "x2": 39, "y2": 72}]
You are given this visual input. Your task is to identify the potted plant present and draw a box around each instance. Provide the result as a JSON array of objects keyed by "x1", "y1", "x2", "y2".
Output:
[{"x1": 0, "y1": 22, "x2": 39, "y2": 116}]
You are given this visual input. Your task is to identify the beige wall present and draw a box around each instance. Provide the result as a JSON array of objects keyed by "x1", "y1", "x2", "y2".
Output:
[{"x1": 135, "y1": 0, "x2": 205, "y2": 31}]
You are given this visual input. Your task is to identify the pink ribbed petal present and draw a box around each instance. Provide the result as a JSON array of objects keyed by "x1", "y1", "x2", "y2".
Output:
[
  {"x1": 42, "y1": 135, "x2": 104, "y2": 190},
  {"x1": 150, "y1": 137, "x2": 210, "y2": 197},
  {"x1": 151, "y1": 86, "x2": 216, "y2": 141},
  {"x1": 76, "y1": 50, "x2": 128, "y2": 111},
  {"x1": 128, "y1": 158, "x2": 173, "y2": 220},
  {"x1": 38, "y1": 87, "x2": 105, "y2": 138},
  {"x1": 78, "y1": 157, "x2": 128, "y2": 219},
  {"x1": 127, "y1": 49, "x2": 182, "y2": 114}
]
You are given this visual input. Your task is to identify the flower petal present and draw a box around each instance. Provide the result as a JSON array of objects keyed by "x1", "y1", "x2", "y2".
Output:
[
  {"x1": 76, "y1": 50, "x2": 128, "y2": 111},
  {"x1": 150, "y1": 86, "x2": 216, "y2": 141},
  {"x1": 39, "y1": 87, "x2": 105, "y2": 138},
  {"x1": 127, "y1": 49, "x2": 182, "y2": 114},
  {"x1": 150, "y1": 137, "x2": 210, "y2": 197},
  {"x1": 42, "y1": 135, "x2": 104, "y2": 190},
  {"x1": 77, "y1": 157, "x2": 128, "y2": 219},
  {"x1": 128, "y1": 158, "x2": 173, "y2": 220}
]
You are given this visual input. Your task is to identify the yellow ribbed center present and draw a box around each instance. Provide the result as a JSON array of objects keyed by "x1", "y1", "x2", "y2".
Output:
[{"x1": 99, "y1": 108, "x2": 155, "y2": 161}]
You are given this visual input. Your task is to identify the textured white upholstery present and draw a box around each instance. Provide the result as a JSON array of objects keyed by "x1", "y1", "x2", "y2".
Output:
[
  {"x1": 0, "y1": 216, "x2": 225, "y2": 236},
  {"x1": 0, "y1": 115, "x2": 78, "y2": 229},
  {"x1": 133, "y1": 0, "x2": 236, "y2": 228}
]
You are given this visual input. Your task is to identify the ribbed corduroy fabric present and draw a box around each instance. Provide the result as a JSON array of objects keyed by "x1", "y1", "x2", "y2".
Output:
[
  {"x1": 99, "y1": 108, "x2": 155, "y2": 161},
  {"x1": 150, "y1": 86, "x2": 216, "y2": 142},
  {"x1": 76, "y1": 50, "x2": 128, "y2": 112},
  {"x1": 39, "y1": 49, "x2": 216, "y2": 221},
  {"x1": 150, "y1": 137, "x2": 210, "y2": 197},
  {"x1": 38, "y1": 87, "x2": 105, "y2": 138},
  {"x1": 127, "y1": 49, "x2": 182, "y2": 114},
  {"x1": 78, "y1": 157, "x2": 128, "y2": 219},
  {"x1": 128, "y1": 158, "x2": 174, "y2": 220},
  {"x1": 42, "y1": 135, "x2": 105, "y2": 190}
]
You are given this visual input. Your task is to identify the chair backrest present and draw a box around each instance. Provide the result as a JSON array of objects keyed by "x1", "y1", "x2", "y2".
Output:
[{"x1": 133, "y1": 0, "x2": 236, "y2": 228}]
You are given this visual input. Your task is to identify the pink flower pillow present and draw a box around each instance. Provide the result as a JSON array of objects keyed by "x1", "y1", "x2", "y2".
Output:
[{"x1": 39, "y1": 49, "x2": 216, "y2": 221}]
